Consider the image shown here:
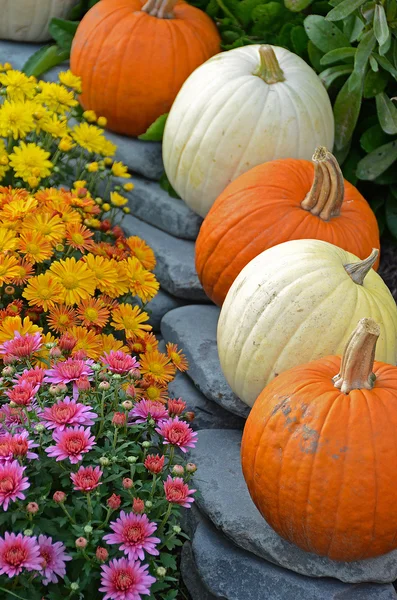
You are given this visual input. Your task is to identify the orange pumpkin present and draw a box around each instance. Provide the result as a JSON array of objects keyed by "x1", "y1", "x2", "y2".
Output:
[
  {"x1": 195, "y1": 147, "x2": 380, "y2": 307},
  {"x1": 70, "y1": 0, "x2": 220, "y2": 137},
  {"x1": 241, "y1": 318, "x2": 397, "y2": 562}
]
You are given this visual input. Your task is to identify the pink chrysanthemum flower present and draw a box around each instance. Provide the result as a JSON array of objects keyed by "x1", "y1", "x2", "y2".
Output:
[
  {"x1": 15, "y1": 367, "x2": 45, "y2": 388},
  {"x1": 164, "y1": 476, "x2": 195, "y2": 509},
  {"x1": 5, "y1": 380, "x2": 39, "y2": 407},
  {"x1": 44, "y1": 358, "x2": 94, "y2": 399},
  {"x1": 0, "y1": 405, "x2": 28, "y2": 433},
  {"x1": 130, "y1": 400, "x2": 168, "y2": 424},
  {"x1": 0, "y1": 532, "x2": 41, "y2": 577},
  {"x1": 0, "y1": 460, "x2": 30, "y2": 510},
  {"x1": 103, "y1": 511, "x2": 160, "y2": 561},
  {"x1": 7, "y1": 431, "x2": 38, "y2": 460},
  {"x1": 45, "y1": 426, "x2": 95, "y2": 464},
  {"x1": 102, "y1": 351, "x2": 139, "y2": 374},
  {"x1": 40, "y1": 396, "x2": 97, "y2": 431},
  {"x1": 71, "y1": 466, "x2": 102, "y2": 492},
  {"x1": 155, "y1": 416, "x2": 197, "y2": 453},
  {"x1": 37, "y1": 534, "x2": 72, "y2": 585},
  {"x1": 167, "y1": 398, "x2": 186, "y2": 416},
  {"x1": 100, "y1": 557, "x2": 156, "y2": 600},
  {"x1": 0, "y1": 437, "x2": 12, "y2": 464},
  {"x1": 0, "y1": 331, "x2": 42, "y2": 360}
]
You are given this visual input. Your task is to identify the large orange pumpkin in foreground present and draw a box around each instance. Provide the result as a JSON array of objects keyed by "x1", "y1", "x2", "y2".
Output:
[
  {"x1": 196, "y1": 147, "x2": 380, "y2": 306},
  {"x1": 241, "y1": 318, "x2": 397, "y2": 562},
  {"x1": 70, "y1": 0, "x2": 220, "y2": 137}
]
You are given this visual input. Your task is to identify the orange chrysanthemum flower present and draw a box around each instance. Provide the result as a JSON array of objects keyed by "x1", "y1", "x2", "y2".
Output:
[
  {"x1": 139, "y1": 350, "x2": 176, "y2": 384},
  {"x1": 34, "y1": 187, "x2": 71, "y2": 207},
  {"x1": 122, "y1": 257, "x2": 159, "y2": 303},
  {"x1": 76, "y1": 298, "x2": 110, "y2": 329},
  {"x1": 99, "y1": 333, "x2": 129, "y2": 355},
  {"x1": 22, "y1": 212, "x2": 66, "y2": 245},
  {"x1": 126, "y1": 236, "x2": 156, "y2": 270},
  {"x1": 136, "y1": 376, "x2": 168, "y2": 403},
  {"x1": 18, "y1": 231, "x2": 53, "y2": 264},
  {"x1": 0, "y1": 197, "x2": 38, "y2": 221},
  {"x1": 49, "y1": 257, "x2": 96, "y2": 305},
  {"x1": 0, "y1": 255, "x2": 21, "y2": 286},
  {"x1": 65, "y1": 223, "x2": 95, "y2": 252},
  {"x1": 98, "y1": 295, "x2": 119, "y2": 311},
  {"x1": 166, "y1": 342, "x2": 189, "y2": 372},
  {"x1": 0, "y1": 228, "x2": 18, "y2": 252},
  {"x1": 22, "y1": 272, "x2": 65, "y2": 312},
  {"x1": 47, "y1": 305, "x2": 78, "y2": 333},
  {"x1": 111, "y1": 304, "x2": 151, "y2": 340},
  {"x1": 128, "y1": 332, "x2": 159, "y2": 355},
  {"x1": 82, "y1": 254, "x2": 119, "y2": 295},
  {"x1": 54, "y1": 205, "x2": 82, "y2": 226},
  {"x1": 0, "y1": 315, "x2": 42, "y2": 343},
  {"x1": 0, "y1": 186, "x2": 30, "y2": 208},
  {"x1": 10, "y1": 260, "x2": 35, "y2": 286},
  {"x1": 68, "y1": 326, "x2": 103, "y2": 360}
]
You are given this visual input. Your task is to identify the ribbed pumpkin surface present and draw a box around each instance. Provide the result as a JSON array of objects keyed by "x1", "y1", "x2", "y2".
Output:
[
  {"x1": 70, "y1": 0, "x2": 220, "y2": 137},
  {"x1": 196, "y1": 158, "x2": 379, "y2": 306},
  {"x1": 241, "y1": 355, "x2": 397, "y2": 561}
]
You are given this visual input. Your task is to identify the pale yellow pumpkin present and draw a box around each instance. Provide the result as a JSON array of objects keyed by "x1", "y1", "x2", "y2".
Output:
[{"x1": 0, "y1": 0, "x2": 77, "y2": 42}]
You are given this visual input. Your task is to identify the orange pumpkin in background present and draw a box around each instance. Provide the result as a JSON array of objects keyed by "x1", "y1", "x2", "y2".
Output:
[
  {"x1": 241, "y1": 318, "x2": 397, "y2": 562},
  {"x1": 70, "y1": 0, "x2": 220, "y2": 137},
  {"x1": 195, "y1": 147, "x2": 380, "y2": 306}
]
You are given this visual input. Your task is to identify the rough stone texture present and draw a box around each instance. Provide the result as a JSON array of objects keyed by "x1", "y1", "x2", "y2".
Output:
[
  {"x1": 161, "y1": 306, "x2": 249, "y2": 418},
  {"x1": 168, "y1": 371, "x2": 245, "y2": 431},
  {"x1": 123, "y1": 215, "x2": 207, "y2": 301},
  {"x1": 188, "y1": 519, "x2": 397, "y2": 600},
  {"x1": 189, "y1": 429, "x2": 397, "y2": 584},
  {"x1": 123, "y1": 176, "x2": 202, "y2": 240},
  {"x1": 181, "y1": 542, "x2": 217, "y2": 600},
  {"x1": 103, "y1": 131, "x2": 163, "y2": 181},
  {"x1": 141, "y1": 289, "x2": 184, "y2": 332}
]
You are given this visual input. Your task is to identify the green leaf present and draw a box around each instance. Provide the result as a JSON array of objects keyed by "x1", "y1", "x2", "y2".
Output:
[
  {"x1": 320, "y1": 65, "x2": 353, "y2": 88},
  {"x1": 22, "y1": 44, "x2": 69, "y2": 78},
  {"x1": 363, "y1": 69, "x2": 389, "y2": 98},
  {"x1": 284, "y1": 0, "x2": 313, "y2": 11},
  {"x1": 376, "y1": 93, "x2": 397, "y2": 134},
  {"x1": 48, "y1": 18, "x2": 79, "y2": 51},
  {"x1": 307, "y1": 40, "x2": 323, "y2": 71},
  {"x1": 379, "y1": 32, "x2": 392, "y2": 57},
  {"x1": 374, "y1": 53, "x2": 397, "y2": 78},
  {"x1": 138, "y1": 113, "x2": 168, "y2": 141},
  {"x1": 160, "y1": 552, "x2": 177, "y2": 570},
  {"x1": 304, "y1": 15, "x2": 350, "y2": 53},
  {"x1": 333, "y1": 73, "x2": 363, "y2": 149},
  {"x1": 360, "y1": 124, "x2": 389, "y2": 153},
  {"x1": 373, "y1": 4, "x2": 389, "y2": 47},
  {"x1": 290, "y1": 26, "x2": 308, "y2": 57},
  {"x1": 386, "y1": 194, "x2": 397, "y2": 239},
  {"x1": 320, "y1": 47, "x2": 356, "y2": 65},
  {"x1": 347, "y1": 16, "x2": 365, "y2": 42},
  {"x1": 159, "y1": 172, "x2": 180, "y2": 199},
  {"x1": 369, "y1": 55, "x2": 379, "y2": 71},
  {"x1": 326, "y1": 0, "x2": 366, "y2": 21},
  {"x1": 356, "y1": 140, "x2": 397, "y2": 180},
  {"x1": 352, "y1": 29, "x2": 376, "y2": 78}
]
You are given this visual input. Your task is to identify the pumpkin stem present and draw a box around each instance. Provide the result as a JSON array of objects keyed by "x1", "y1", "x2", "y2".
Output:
[
  {"x1": 344, "y1": 249, "x2": 379, "y2": 285},
  {"x1": 332, "y1": 318, "x2": 380, "y2": 394},
  {"x1": 254, "y1": 46, "x2": 285, "y2": 84},
  {"x1": 141, "y1": 0, "x2": 178, "y2": 18},
  {"x1": 301, "y1": 146, "x2": 345, "y2": 221}
]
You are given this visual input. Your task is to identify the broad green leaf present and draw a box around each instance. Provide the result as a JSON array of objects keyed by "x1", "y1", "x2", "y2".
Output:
[
  {"x1": 326, "y1": 0, "x2": 366, "y2": 21},
  {"x1": 48, "y1": 18, "x2": 79, "y2": 51},
  {"x1": 356, "y1": 140, "x2": 397, "y2": 180},
  {"x1": 353, "y1": 29, "x2": 376, "y2": 76},
  {"x1": 290, "y1": 26, "x2": 308, "y2": 57},
  {"x1": 159, "y1": 172, "x2": 180, "y2": 198},
  {"x1": 385, "y1": 194, "x2": 397, "y2": 239},
  {"x1": 333, "y1": 73, "x2": 363, "y2": 149},
  {"x1": 374, "y1": 53, "x2": 397, "y2": 79},
  {"x1": 284, "y1": 0, "x2": 313, "y2": 11},
  {"x1": 376, "y1": 93, "x2": 397, "y2": 134},
  {"x1": 361, "y1": 1, "x2": 375, "y2": 24},
  {"x1": 360, "y1": 124, "x2": 390, "y2": 153},
  {"x1": 346, "y1": 16, "x2": 365, "y2": 42},
  {"x1": 307, "y1": 40, "x2": 323, "y2": 71},
  {"x1": 320, "y1": 47, "x2": 355, "y2": 65},
  {"x1": 22, "y1": 44, "x2": 69, "y2": 77},
  {"x1": 320, "y1": 65, "x2": 353, "y2": 88},
  {"x1": 138, "y1": 113, "x2": 168, "y2": 141},
  {"x1": 340, "y1": 147, "x2": 361, "y2": 185},
  {"x1": 304, "y1": 15, "x2": 350, "y2": 53},
  {"x1": 369, "y1": 55, "x2": 379, "y2": 71},
  {"x1": 373, "y1": 4, "x2": 389, "y2": 47},
  {"x1": 387, "y1": 0, "x2": 397, "y2": 20},
  {"x1": 363, "y1": 69, "x2": 389, "y2": 97},
  {"x1": 379, "y1": 32, "x2": 392, "y2": 56}
]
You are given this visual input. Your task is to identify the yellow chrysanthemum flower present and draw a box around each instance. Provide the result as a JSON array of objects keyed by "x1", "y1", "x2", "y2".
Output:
[
  {"x1": 71, "y1": 123, "x2": 106, "y2": 154},
  {"x1": 0, "y1": 254, "x2": 20, "y2": 286},
  {"x1": 100, "y1": 139, "x2": 117, "y2": 157},
  {"x1": 0, "y1": 70, "x2": 37, "y2": 101},
  {"x1": 22, "y1": 272, "x2": 65, "y2": 311},
  {"x1": 22, "y1": 212, "x2": 66, "y2": 245},
  {"x1": 8, "y1": 142, "x2": 53, "y2": 182},
  {"x1": 40, "y1": 113, "x2": 69, "y2": 138},
  {"x1": 58, "y1": 70, "x2": 82, "y2": 92},
  {"x1": 83, "y1": 110, "x2": 97, "y2": 123},
  {"x1": 123, "y1": 256, "x2": 159, "y2": 303},
  {"x1": 0, "y1": 227, "x2": 17, "y2": 252},
  {"x1": 110, "y1": 191, "x2": 128, "y2": 207},
  {"x1": 111, "y1": 161, "x2": 131, "y2": 179},
  {"x1": 124, "y1": 183, "x2": 134, "y2": 192},
  {"x1": 139, "y1": 350, "x2": 176, "y2": 384},
  {"x1": 0, "y1": 197, "x2": 38, "y2": 221},
  {"x1": 10, "y1": 260, "x2": 35, "y2": 286},
  {"x1": 0, "y1": 100, "x2": 35, "y2": 139},
  {"x1": 87, "y1": 162, "x2": 99, "y2": 173},
  {"x1": 36, "y1": 81, "x2": 78, "y2": 114},
  {"x1": 111, "y1": 303, "x2": 152, "y2": 340},
  {"x1": 97, "y1": 116, "x2": 107, "y2": 127},
  {"x1": 76, "y1": 298, "x2": 110, "y2": 329},
  {"x1": 59, "y1": 136, "x2": 75, "y2": 152},
  {"x1": 126, "y1": 236, "x2": 156, "y2": 270},
  {"x1": 0, "y1": 140, "x2": 9, "y2": 180},
  {"x1": 0, "y1": 315, "x2": 42, "y2": 343},
  {"x1": 99, "y1": 333, "x2": 129, "y2": 355},
  {"x1": 0, "y1": 63, "x2": 12, "y2": 72},
  {"x1": 47, "y1": 305, "x2": 78, "y2": 333},
  {"x1": 18, "y1": 230, "x2": 54, "y2": 264},
  {"x1": 49, "y1": 257, "x2": 96, "y2": 305},
  {"x1": 68, "y1": 326, "x2": 103, "y2": 360},
  {"x1": 82, "y1": 254, "x2": 119, "y2": 295}
]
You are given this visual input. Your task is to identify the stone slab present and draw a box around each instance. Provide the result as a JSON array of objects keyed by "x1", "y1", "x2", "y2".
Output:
[
  {"x1": 188, "y1": 519, "x2": 397, "y2": 600},
  {"x1": 141, "y1": 289, "x2": 184, "y2": 332},
  {"x1": 189, "y1": 429, "x2": 397, "y2": 584},
  {"x1": 161, "y1": 305, "x2": 249, "y2": 418},
  {"x1": 181, "y1": 542, "x2": 217, "y2": 600},
  {"x1": 123, "y1": 216, "x2": 207, "y2": 301}
]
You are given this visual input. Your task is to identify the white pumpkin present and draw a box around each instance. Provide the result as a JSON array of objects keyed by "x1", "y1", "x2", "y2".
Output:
[
  {"x1": 217, "y1": 239, "x2": 397, "y2": 407},
  {"x1": 163, "y1": 44, "x2": 334, "y2": 218},
  {"x1": 0, "y1": 0, "x2": 77, "y2": 43}
]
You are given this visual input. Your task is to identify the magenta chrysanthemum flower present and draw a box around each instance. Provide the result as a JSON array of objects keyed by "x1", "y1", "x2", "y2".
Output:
[
  {"x1": 0, "y1": 331, "x2": 42, "y2": 360},
  {"x1": 40, "y1": 396, "x2": 97, "y2": 431},
  {"x1": 5, "y1": 380, "x2": 39, "y2": 407},
  {"x1": 102, "y1": 351, "x2": 139, "y2": 374},
  {"x1": 37, "y1": 534, "x2": 72, "y2": 585},
  {"x1": 0, "y1": 532, "x2": 41, "y2": 577},
  {"x1": 71, "y1": 466, "x2": 102, "y2": 492},
  {"x1": 155, "y1": 416, "x2": 197, "y2": 453},
  {"x1": 103, "y1": 511, "x2": 160, "y2": 561},
  {"x1": 163, "y1": 476, "x2": 195, "y2": 509},
  {"x1": 44, "y1": 358, "x2": 94, "y2": 399},
  {"x1": 45, "y1": 426, "x2": 95, "y2": 464},
  {"x1": 100, "y1": 557, "x2": 156, "y2": 600},
  {"x1": 6, "y1": 431, "x2": 38, "y2": 461},
  {"x1": 0, "y1": 460, "x2": 30, "y2": 510},
  {"x1": 0, "y1": 405, "x2": 28, "y2": 433},
  {"x1": 15, "y1": 367, "x2": 45, "y2": 388},
  {"x1": 130, "y1": 400, "x2": 168, "y2": 424}
]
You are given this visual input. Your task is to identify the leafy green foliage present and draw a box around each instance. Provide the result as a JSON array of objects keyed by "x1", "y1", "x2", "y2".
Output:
[{"x1": 139, "y1": 114, "x2": 169, "y2": 141}]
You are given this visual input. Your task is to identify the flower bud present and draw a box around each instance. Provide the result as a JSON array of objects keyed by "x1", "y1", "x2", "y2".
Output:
[
  {"x1": 59, "y1": 333, "x2": 76, "y2": 352},
  {"x1": 96, "y1": 547, "x2": 109, "y2": 562},
  {"x1": 112, "y1": 373, "x2": 122, "y2": 380},
  {"x1": 53, "y1": 491, "x2": 66, "y2": 503},
  {"x1": 156, "y1": 567, "x2": 167, "y2": 578},
  {"x1": 1, "y1": 366, "x2": 14, "y2": 377},
  {"x1": 84, "y1": 525, "x2": 93, "y2": 534},
  {"x1": 99, "y1": 456, "x2": 110, "y2": 467},
  {"x1": 172, "y1": 465, "x2": 184, "y2": 476},
  {"x1": 132, "y1": 497, "x2": 145, "y2": 514},
  {"x1": 127, "y1": 456, "x2": 137, "y2": 464},
  {"x1": 75, "y1": 537, "x2": 88, "y2": 549},
  {"x1": 186, "y1": 462, "x2": 197, "y2": 474},
  {"x1": 107, "y1": 494, "x2": 121, "y2": 510},
  {"x1": 122, "y1": 478, "x2": 133, "y2": 490},
  {"x1": 112, "y1": 412, "x2": 126, "y2": 427},
  {"x1": 145, "y1": 500, "x2": 153, "y2": 509},
  {"x1": 126, "y1": 384, "x2": 136, "y2": 398},
  {"x1": 76, "y1": 376, "x2": 90, "y2": 391},
  {"x1": 97, "y1": 116, "x2": 107, "y2": 127},
  {"x1": 148, "y1": 418, "x2": 155, "y2": 427},
  {"x1": 49, "y1": 385, "x2": 59, "y2": 396},
  {"x1": 185, "y1": 411, "x2": 195, "y2": 422},
  {"x1": 142, "y1": 441, "x2": 150, "y2": 449},
  {"x1": 91, "y1": 363, "x2": 101, "y2": 371},
  {"x1": 173, "y1": 525, "x2": 181, "y2": 534},
  {"x1": 23, "y1": 529, "x2": 33, "y2": 537},
  {"x1": 35, "y1": 424, "x2": 45, "y2": 433},
  {"x1": 122, "y1": 400, "x2": 133, "y2": 410},
  {"x1": 27, "y1": 502, "x2": 39, "y2": 514},
  {"x1": 74, "y1": 350, "x2": 88, "y2": 360},
  {"x1": 99, "y1": 381, "x2": 110, "y2": 390},
  {"x1": 70, "y1": 583, "x2": 79, "y2": 591}
]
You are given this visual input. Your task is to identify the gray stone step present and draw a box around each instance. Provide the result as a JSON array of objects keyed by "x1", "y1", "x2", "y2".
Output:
[
  {"x1": 142, "y1": 289, "x2": 184, "y2": 332},
  {"x1": 123, "y1": 215, "x2": 207, "y2": 301},
  {"x1": 161, "y1": 305, "x2": 249, "y2": 418},
  {"x1": 188, "y1": 429, "x2": 397, "y2": 584},
  {"x1": 183, "y1": 517, "x2": 397, "y2": 600}
]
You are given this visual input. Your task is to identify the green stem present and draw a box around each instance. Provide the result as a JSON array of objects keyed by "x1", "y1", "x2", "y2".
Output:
[
  {"x1": 254, "y1": 45, "x2": 285, "y2": 84},
  {"x1": 60, "y1": 502, "x2": 76, "y2": 524},
  {"x1": 157, "y1": 503, "x2": 172, "y2": 536},
  {"x1": 214, "y1": 0, "x2": 241, "y2": 25},
  {"x1": 112, "y1": 428, "x2": 118, "y2": 450},
  {"x1": 86, "y1": 493, "x2": 93, "y2": 520},
  {"x1": 97, "y1": 390, "x2": 107, "y2": 439},
  {"x1": 150, "y1": 474, "x2": 157, "y2": 498},
  {"x1": 0, "y1": 587, "x2": 28, "y2": 600},
  {"x1": 168, "y1": 446, "x2": 175, "y2": 468},
  {"x1": 98, "y1": 507, "x2": 112, "y2": 529}
]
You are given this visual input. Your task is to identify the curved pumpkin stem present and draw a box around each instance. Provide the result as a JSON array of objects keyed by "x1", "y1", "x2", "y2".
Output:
[
  {"x1": 344, "y1": 248, "x2": 379, "y2": 285},
  {"x1": 332, "y1": 318, "x2": 379, "y2": 394},
  {"x1": 141, "y1": 0, "x2": 178, "y2": 18},
  {"x1": 254, "y1": 46, "x2": 285, "y2": 84},
  {"x1": 301, "y1": 146, "x2": 345, "y2": 221}
]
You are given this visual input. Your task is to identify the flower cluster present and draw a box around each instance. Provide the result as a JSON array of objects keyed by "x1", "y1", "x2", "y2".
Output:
[{"x1": 0, "y1": 333, "x2": 196, "y2": 599}]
